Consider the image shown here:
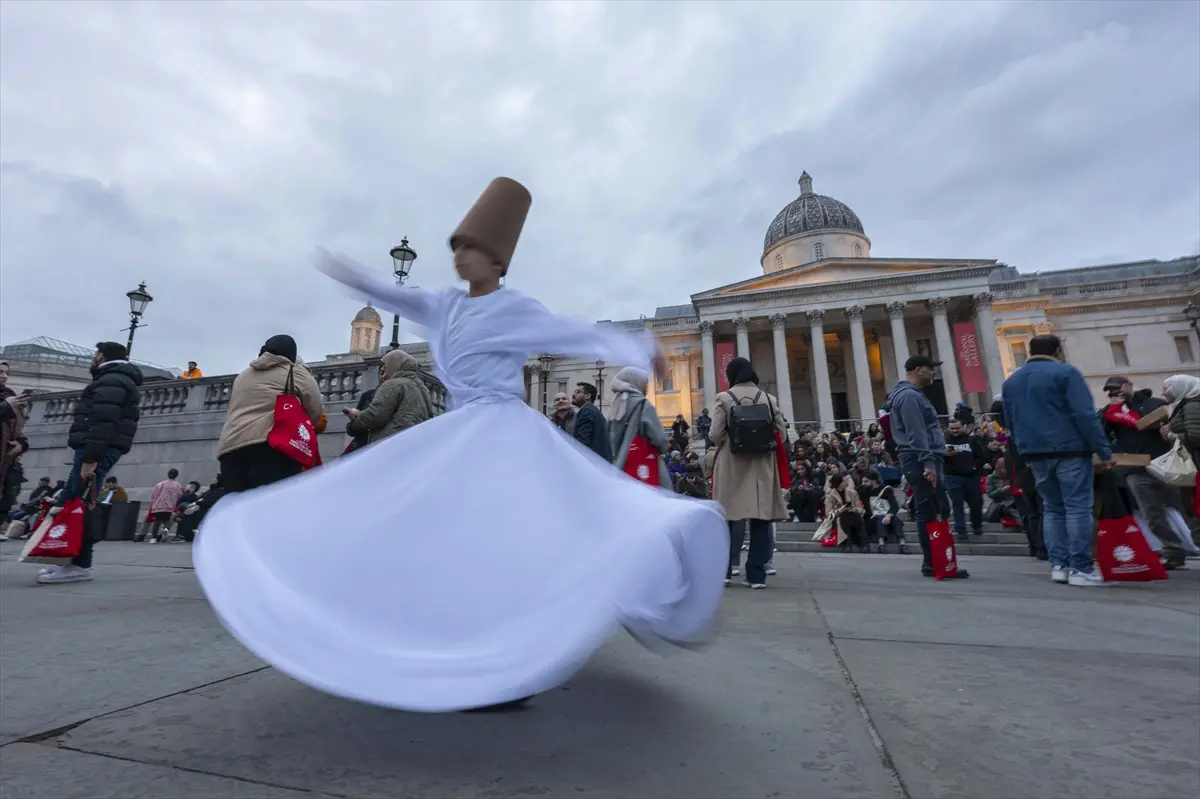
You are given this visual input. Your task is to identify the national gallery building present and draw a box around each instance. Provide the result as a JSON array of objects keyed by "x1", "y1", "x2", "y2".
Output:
[{"x1": 346, "y1": 172, "x2": 1198, "y2": 430}]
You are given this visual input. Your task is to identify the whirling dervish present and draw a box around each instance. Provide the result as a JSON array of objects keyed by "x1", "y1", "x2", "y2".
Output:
[{"x1": 194, "y1": 177, "x2": 729, "y2": 712}]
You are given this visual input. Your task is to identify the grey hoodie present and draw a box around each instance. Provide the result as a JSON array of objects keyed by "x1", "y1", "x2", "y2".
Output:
[{"x1": 886, "y1": 380, "x2": 945, "y2": 468}]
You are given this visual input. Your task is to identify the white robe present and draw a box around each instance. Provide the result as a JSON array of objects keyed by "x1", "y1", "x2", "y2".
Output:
[{"x1": 194, "y1": 260, "x2": 728, "y2": 712}]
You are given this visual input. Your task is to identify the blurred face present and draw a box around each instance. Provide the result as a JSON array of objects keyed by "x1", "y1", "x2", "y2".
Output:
[
  {"x1": 453, "y1": 244, "x2": 502, "y2": 283},
  {"x1": 92, "y1": 350, "x2": 105, "y2": 367},
  {"x1": 572, "y1": 386, "x2": 589, "y2": 406},
  {"x1": 948, "y1": 420, "x2": 963, "y2": 435},
  {"x1": 912, "y1": 365, "x2": 936, "y2": 387},
  {"x1": 554, "y1": 393, "x2": 570, "y2": 412},
  {"x1": 1163, "y1": 382, "x2": 1176, "y2": 402},
  {"x1": 0, "y1": 362, "x2": 7, "y2": 388},
  {"x1": 870, "y1": 441, "x2": 882, "y2": 454}
]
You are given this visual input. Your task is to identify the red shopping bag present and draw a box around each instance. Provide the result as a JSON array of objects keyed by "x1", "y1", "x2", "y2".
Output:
[
  {"x1": 926, "y1": 519, "x2": 959, "y2": 580},
  {"x1": 267, "y1": 366, "x2": 318, "y2": 468},
  {"x1": 1193, "y1": 474, "x2": 1200, "y2": 518},
  {"x1": 1095, "y1": 516, "x2": 1167, "y2": 582},
  {"x1": 623, "y1": 435, "x2": 661, "y2": 486},
  {"x1": 820, "y1": 531, "x2": 838, "y2": 548},
  {"x1": 22, "y1": 498, "x2": 86, "y2": 560},
  {"x1": 774, "y1": 431, "x2": 793, "y2": 490}
]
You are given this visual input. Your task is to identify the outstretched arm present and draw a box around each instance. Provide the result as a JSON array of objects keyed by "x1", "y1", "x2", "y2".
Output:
[
  {"x1": 316, "y1": 247, "x2": 444, "y2": 330},
  {"x1": 506, "y1": 293, "x2": 659, "y2": 373}
]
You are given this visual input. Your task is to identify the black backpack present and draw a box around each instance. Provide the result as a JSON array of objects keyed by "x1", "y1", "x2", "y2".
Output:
[{"x1": 725, "y1": 390, "x2": 778, "y2": 455}]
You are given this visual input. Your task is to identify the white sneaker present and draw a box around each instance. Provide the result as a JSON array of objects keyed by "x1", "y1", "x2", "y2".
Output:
[
  {"x1": 37, "y1": 564, "x2": 62, "y2": 577},
  {"x1": 1067, "y1": 569, "x2": 1105, "y2": 587},
  {"x1": 730, "y1": 567, "x2": 740, "y2": 576},
  {"x1": 1051, "y1": 565, "x2": 1068, "y2": 584},
  {"x1": 36, "y1": 564, "x2": 92, "y2": 584},
  {"x1": 742, "y1": 580, "x2": 767, "y2": 590},
  {"x1": 765, "y1": 564, "x2": 777, "y2": 576}
]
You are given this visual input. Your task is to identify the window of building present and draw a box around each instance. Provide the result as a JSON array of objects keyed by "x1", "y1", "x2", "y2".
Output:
[
  {"x1": 775, "y1": 253, "x2": 784, "y2": 270},
  {"x1": 658, "y1": 372, "x2": 674, "y2": 392},
  {"x1": 813, "y1": 242, "x2": 825, "y2": 260},
  {"x1": 1109, "y1": 338, "x2": 1130, "y2": 368},
  {"x1": 1176, "y1": 335, "x2": 1196, "y2": 364},
  {"x1": 1010, "y1": 340, "x2": 1027, "y2": 368},
  {"x1": 853, "y1": 242, "x2": 863, "y2": 258},
  {"x1": 695, "y1": 365, "x2": 704, "y2": 389},
  {"x1": 557, "y1": 380, "x2": 567, "y2": 396}
]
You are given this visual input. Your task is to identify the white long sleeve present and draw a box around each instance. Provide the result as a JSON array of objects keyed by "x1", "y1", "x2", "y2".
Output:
[
  {"x1": 502, "y1": 293, "x2": 656, "y2": 371},
  {"x1": 316, "y1": 248, "x2": 444, "y2": 331}
]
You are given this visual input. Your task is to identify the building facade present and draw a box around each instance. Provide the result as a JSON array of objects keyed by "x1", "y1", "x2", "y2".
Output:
[{"x1": 528, "y1": 174, "x2": 1199, "y2": 430}]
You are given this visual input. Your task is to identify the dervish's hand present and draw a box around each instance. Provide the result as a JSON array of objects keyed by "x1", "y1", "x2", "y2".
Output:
[{"x1": 315, "y1": 247, "x2": 372, "y2": 291}]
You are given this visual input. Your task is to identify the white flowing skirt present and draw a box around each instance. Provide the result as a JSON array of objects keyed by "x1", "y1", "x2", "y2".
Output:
[{"x1": 194, "y1": 399, "x2": 728, "y2": 712}]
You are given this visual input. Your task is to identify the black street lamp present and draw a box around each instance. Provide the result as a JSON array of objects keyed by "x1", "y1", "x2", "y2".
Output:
[
  {"x1": 538, "y1": 354, "x2": 554, "y2": 414},
  {"x1": 595, "y1": 360, "x2": 606, "y2": 410},
  {"x1": 124, "y1": 281, "x2": 153, "y2": 356},
  {"x1": 388, "y1": 237, "x2": 418, "y2": 349}
]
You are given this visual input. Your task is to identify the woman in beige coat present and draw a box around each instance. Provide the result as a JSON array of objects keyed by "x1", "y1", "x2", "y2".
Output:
[
  {"x1": 217, "y1": 335, "x2": 324, "y2": 493},
  {"x1": 709, "y1": 357, "x2": 788, "y2": 589},
  {"x1": 824, "y1": 472, "x2": 867, "y2": 552}
]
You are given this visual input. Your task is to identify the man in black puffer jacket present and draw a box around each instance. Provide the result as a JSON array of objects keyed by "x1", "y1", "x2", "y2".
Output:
[{"x1": 39, "y1": 342, "x2": 143, "y2": 585}]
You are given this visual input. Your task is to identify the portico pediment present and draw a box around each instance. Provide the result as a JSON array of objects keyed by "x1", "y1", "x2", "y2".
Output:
[{"x1": 693, "y1": 258, "x2": 997, "y2": 299}]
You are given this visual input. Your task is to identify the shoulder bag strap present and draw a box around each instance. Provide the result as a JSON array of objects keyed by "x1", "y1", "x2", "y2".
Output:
[{"x1": 284, "y1": 365, "x2": 297, "y2": 397}]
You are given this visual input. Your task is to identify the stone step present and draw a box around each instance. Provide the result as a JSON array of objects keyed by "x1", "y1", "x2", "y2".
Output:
[
  {"x1": 774, "y1": 541, "x2": 1035, "y2": 556},
  {"x1": 775, "y1": 531, "x2": 1029, "y2": 545}
]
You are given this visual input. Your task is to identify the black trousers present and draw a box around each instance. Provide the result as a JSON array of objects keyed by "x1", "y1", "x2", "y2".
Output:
[
  {"x1": 218, "y1": 443, "x2": 304, "y2": 493},
  {"x1": 727, "y1": 519, "x2": 773, "y2": 584}
]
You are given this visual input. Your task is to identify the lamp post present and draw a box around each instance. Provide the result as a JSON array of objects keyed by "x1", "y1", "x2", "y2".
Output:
[
  {"x1": 595, "y1": 360, "x2": 606, "y2": 410},
  {"x1": 538, "y1": 354, "x2": 554, "y2": 414},
  {"x1": 124, "y1": 281, "x2": 153, "y2": 356},
  {"x1": 388, "y1": 237, "x2": 418, "y2": 349}
]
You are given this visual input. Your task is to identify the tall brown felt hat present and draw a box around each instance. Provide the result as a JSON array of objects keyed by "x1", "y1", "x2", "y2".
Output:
[{"x1": 448, "y1": 177, "x2": 532, "y2": 274}]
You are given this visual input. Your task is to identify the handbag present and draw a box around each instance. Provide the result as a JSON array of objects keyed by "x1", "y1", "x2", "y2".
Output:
[
  {"x1": 267, "y1": 365, "x2": 319, "y2": 468},
  {"x1": 1147, "y1": 440, "x2": 1197, "y2": 487},
  {"x1": 1093, "y1": 475, "x2": 1167, "y2": 582},
  {"x1": 926, "y1": 519, "x2": 959, "y2": 580},
  {"x1": 623, "y1": 434, "x2": 662, "y2": 486},
  {"x1": 21, "y1": 499, "x2": 86, "y2": 564},
  {"x1": 774, "y1": 431, "x2": 793, "y2": 490},
  {"x1": 811, "y1": 512, "x2": 836, "y2": 541}
]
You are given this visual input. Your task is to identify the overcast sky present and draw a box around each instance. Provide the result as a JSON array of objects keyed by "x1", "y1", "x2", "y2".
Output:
[{"x1": 2, "y1": 0, "x2": 1198, "y2": 375}]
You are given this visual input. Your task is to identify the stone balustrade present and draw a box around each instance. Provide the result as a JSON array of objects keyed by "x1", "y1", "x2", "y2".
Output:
[{"x1": 18, "y1": 359, "x2": 446, "y2": 502}]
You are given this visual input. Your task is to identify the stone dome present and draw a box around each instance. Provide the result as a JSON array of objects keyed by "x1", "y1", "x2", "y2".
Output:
[
  {"x1": 353, "y1": 305, "x2": 382, "y2": 324},
  {"x1": 763, "y1": 172, "x2": 865, "y2": 253}
]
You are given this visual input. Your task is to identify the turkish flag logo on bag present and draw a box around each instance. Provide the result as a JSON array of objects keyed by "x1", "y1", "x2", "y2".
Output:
[{"x1": 927, "y1": 519, "x2": 959, "y2": 580}]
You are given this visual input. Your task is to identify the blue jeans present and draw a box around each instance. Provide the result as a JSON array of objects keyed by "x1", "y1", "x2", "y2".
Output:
[
  {"x1": 1028, "y1": 457, "x2": 1095, "y2": 573},
  {"x1": 873, "y1": 514, "x2": 906, "y2": 542},
  {"x1": 944, "y1": 473, "x2": 984, "y2": 535},
  {"x1": 62, "y1": 447, "x2": 124, "y2": 569},
  {"x1": 727, "y1": 519, "x2": 773, "y2": 584},
  {"x1": 899, "y1": 453, "x2": 951, "y2": 570}
]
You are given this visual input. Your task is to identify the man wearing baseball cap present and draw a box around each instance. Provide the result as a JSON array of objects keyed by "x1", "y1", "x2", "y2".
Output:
[
  {"x1": 886, "y1": 354, "x2": 969, "y2": 578},
  {"x1": 1101, "y1": 375, "x2": 1189, "y2": 569}
]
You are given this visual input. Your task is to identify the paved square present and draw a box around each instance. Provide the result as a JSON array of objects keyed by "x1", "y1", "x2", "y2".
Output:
[{"x1": 2, "y1": 541, "x2": 1197, "y2": 798}]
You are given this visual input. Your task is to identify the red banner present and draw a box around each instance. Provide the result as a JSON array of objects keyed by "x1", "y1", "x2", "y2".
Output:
[
  {"x1": 953, "y1": 321, "x2": 988, "y2": 393},
  {"x1": 716, "y1": 342, "x2": 737, "y2": 391}
]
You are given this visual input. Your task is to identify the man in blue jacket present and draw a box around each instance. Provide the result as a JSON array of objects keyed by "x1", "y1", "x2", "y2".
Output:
[
  {"x1": 1002, "y1": 335, "x2": 1114, "y2": 587},
  {"x1": 886, "y1": 355, "x2": 969, "y2": 579}
]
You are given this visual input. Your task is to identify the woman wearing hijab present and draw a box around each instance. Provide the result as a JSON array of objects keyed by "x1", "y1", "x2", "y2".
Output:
[
  {"x1": 217, "y1": 335, "x2": 325, "y2": 493},
  {"x1": 1162, "y1": 374, "x2": 1200, "y2": 467},
  {"x1": 605, "y1": 366, "x2": 673, "y2": 490},
  {"x1": 345, "y1": 349, "x2": 434, "y2": 445},
  {"x1": 708, "y1": 356, "x2": 788, "y2": 589}
]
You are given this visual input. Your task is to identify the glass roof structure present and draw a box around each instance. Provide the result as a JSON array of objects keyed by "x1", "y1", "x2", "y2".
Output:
[{"x1": 0, "y1": 337, "x2": 181, "y2": 377}]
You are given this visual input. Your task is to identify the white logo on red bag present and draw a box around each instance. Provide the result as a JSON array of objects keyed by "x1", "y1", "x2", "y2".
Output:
[
  {"x1": 1125, "y1": 524, "x2": 1140, "y2": 535},
  {"x1": 48, "y1": 524, "x2": 67, "y2": 540},
  {"x1": 636, "y1": 464, "x2": 650, "y2": 481},
  {"x1": 930, "y1": 529, "x2": 940, "y2": 540},
  {"x1": 1113, "y1": 544, "x2": 1135, "y2": 563},
  {"x1": 298, "y1": 425, "x2": 311, "y2": 442}
]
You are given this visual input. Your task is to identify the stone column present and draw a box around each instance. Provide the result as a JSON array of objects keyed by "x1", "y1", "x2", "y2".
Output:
[
  {"x1": 807, "y1": 309, "x2": 835, "y2": 429},
  {"x1": 769, "y1": 314, "x2": 794, "y2": 428},
  {"x1": 886, "y1": 301, "x2": 910, "y2": 373},
  {"x1": 845, "y1": 305, "x2": 876, "y2": 422},
  {"x1": 699, "y1": 321, "x2": 717, "y2": 412},
  {"x1": 527, "y1": 365, "x2": 540, "y2": 409},
  {"x1": 928, "y1": 297, "x2": 963, "y2": 409},
  {"x1": 972, "y1": 292, "x2": 1006, "y2": 397},
  {"x1": 734, "y1": 316, "x2": 751, "y2": 358}
]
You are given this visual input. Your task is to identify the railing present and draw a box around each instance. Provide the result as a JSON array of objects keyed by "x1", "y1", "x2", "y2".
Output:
[{"x1": 25, "y1": 360, "x2": 448, "y2": 423}]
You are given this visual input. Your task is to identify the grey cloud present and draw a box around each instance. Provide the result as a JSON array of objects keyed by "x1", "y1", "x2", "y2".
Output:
[{"x1": 1, "y1": 0, "x2": 1197, "y2": 375}]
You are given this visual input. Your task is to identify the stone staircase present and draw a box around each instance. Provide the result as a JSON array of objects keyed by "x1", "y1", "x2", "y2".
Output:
[{"x1": 774, "y1": 520, "x2": 1033, "y2": 556}]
